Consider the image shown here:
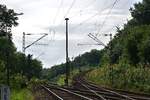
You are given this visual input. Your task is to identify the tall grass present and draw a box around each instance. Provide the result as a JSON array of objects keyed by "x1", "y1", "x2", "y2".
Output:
[
  {"x1": 11, "y1": 88, "x2": 33, "y2": 100},
  {"x1": 86, "y1": 63, "x2": 150, "y2": 93}
]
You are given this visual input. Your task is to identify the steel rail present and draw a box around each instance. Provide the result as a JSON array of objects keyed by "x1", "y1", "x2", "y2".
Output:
[
  {"x1": 41, "y1": 85, "x2": 64, "y2": 100},
  {"x1": 69, "y1": 89, "x2": 122, "y2": 100},
  {"x1": 45, "y1": 85, "x2": 93, "y2": 100},
  {"x1": 74, "y1": 72, "x2": 136, "y2": 100},
  {"x1": 83, "y1": 80, "x2": 135, "y2": 100},
  {"x1": 77, "y1": 80, "x2": 106, "y2": 100}
]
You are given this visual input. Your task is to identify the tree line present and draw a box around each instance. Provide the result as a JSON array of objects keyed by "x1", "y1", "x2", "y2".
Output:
[
  {"x1": 0, "y1": 4, "x2": 42, "y2": 89},
  {"x1": 104, "y1": 0, "x2": 150, "y2": 66}
]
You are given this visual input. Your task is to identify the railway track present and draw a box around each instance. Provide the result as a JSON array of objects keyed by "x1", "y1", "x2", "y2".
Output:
[
  {"x1": 63, "y1": 87, "x2": 125, "y2": 100},
  {"x1": 73, "y1": 75, "x2": 134, "y2": 100},
  {"x1": 37, "y1": 72, "x2": 150, "y2": 100},
  {"x1": 41, "y1": 84, "x2": 94, "y2": 100},
  {"x1": 72, "y1": 72, "x2": 150, "y2": 100}
]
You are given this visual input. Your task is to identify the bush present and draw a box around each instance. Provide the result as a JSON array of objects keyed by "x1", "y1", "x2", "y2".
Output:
[{"x1": 10, "y1": 73, "x2": 28, "y2": 89}]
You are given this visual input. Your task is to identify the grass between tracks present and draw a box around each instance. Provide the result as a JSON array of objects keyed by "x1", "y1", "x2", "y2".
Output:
[
  {"x1": 11, "y1": 88, "x2": 33, "y2": 100},
  {"x1": 85, "y1": 63, "x2": 150, "y2": 94}
]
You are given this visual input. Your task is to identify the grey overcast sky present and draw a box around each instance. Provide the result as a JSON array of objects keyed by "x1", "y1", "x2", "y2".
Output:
[{"x1": 1, "y1": 0, "x2": 142, "y2": 68}]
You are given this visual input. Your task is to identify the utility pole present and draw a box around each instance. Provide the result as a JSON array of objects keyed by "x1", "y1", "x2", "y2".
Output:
[
  {"x1": 22, "y1": 32, "x2": 25, "y2": 53},
  {"x1": 65, "y1": 18, "x2": 69, "y2": 86}
]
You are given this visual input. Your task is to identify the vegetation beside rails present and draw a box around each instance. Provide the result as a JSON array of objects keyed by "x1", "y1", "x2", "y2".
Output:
[
  {"x1": 10, "y1": 78, "x2": 50, "y2": 100},
  {"x1": 86, "y1": 63, "x2": 150, "y2": 93},
  {"x1": 11, "y1": 88, "x2": 33, "y2": 100}
]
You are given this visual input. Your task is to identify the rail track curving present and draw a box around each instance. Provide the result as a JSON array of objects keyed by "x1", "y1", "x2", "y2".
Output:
[{"x1": 36, "y1": 71, "x2": 150, "y2": 100}]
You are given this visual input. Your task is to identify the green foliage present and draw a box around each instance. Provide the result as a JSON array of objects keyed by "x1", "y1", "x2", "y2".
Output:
[
  {"x1": 11, "y1": 89, "x2": 33, "y2": 100},
  {"x1": 126, "y1": 32, "x2": 140, "y2": 65},
  {"x1": 53, "y1": 75, "x2": 66, "y2": 86},
  {"x1": 105, "y1": 0, "x2": 150, "y2": 65},
  {"x1": 105, "y1": 24, "x2": 150, "y2": 65},
  {"x1": 0, "y1": 4, "x2": 19, "y2": 37},
  {"x1": 10, "y1": 74, "x2": 28, "y2": 89},
  {"x1": 0, "y1": 4, "x2": 43, "y2": 89},
  {"x1": 140, "y1": 37, "x2": 150, "y2": 63},
  {"x1": 74, "y1": 49, "x2": 102, "y2": 67},
  {"x1": 129, "y1": 0, "x2": 150, "y2": 25},
  {"x1": 86, "y1": 63, "x2": 150, "y2": 93},
  {"x1": 0, "y1": 60, "x2": 5, "y2": 83}
]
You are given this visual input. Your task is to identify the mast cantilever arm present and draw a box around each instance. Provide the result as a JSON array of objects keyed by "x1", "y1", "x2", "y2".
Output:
[
  {"x1": 88, "y1": 33, "x2": 106, "y2": 47},
  {"x1": 25, "y1": 33, "x2": 48, "y2": 50},
  {"x1": 77, "y1": 43, "x2": 103, "y2": 46}
]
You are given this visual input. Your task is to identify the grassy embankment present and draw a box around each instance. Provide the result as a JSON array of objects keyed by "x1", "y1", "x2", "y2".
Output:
[
  {"x1": 86, "y1": 63, "x2": 150, "y2": 93},
  {"x1": 11, "y1": 88, "x2": 33, "y2": 100}
]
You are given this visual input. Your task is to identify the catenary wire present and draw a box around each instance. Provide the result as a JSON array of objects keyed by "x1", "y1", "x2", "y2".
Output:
[
  {"x1": 70, "y1": 1, "x2": 117, "y2": 30},
  {"x1": 53, "y1": 0, "x2": 63, "y2": 25},
  {"x1": 96, "y1": 0, "x2": 120, "y2": 36}
]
